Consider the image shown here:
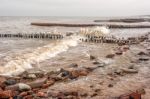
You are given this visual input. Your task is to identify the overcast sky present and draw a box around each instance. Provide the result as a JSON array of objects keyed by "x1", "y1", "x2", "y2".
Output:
[{"x1": 0, "y1": 0, "x2": 149, "y2": 16}]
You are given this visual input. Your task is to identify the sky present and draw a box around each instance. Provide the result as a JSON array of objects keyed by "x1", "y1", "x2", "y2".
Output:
[{"x1": 0, "y1": 0, "x2": 149, "y2": 16}]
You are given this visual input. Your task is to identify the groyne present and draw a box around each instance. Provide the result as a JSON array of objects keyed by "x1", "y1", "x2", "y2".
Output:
[
  {"x1": 31, "y1": 22, "x2": 150, "y2": 28},
  {"x1": 0, "y1": 33, "x2": 63, "y2": 39}
]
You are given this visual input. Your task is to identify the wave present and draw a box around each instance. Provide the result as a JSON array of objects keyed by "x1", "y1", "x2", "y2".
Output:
[{"x1": 0, "y1": 35, "x2": 82, "y2": 76}]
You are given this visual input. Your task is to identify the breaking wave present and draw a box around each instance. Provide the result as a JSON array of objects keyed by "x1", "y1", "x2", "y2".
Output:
[
  {"x1": 0, "y1": 35, "x2": 82, "y2": 76},
  {"x1": 0, "y1": 26, "x2": 110, "y2": 76}
]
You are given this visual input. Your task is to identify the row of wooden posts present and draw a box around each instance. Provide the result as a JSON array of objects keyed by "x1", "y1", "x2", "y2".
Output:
[
  {"x1": 0, "y1": 32, "x2": 149, "y2": 45},
  {"x1": 80, "y1": 34, "x2": 149, "y2": 45},
  {"x1": 0, "y1": 33, "x2": 63, "y2": 39}
]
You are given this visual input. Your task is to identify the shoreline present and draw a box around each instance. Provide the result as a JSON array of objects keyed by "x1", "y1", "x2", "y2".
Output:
[{"x1": 0, "y1": 32, "x2": 150, "y2": 99}]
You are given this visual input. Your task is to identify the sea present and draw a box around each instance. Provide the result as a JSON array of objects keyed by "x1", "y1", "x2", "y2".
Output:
[{"x1": 0, "y1": 16, "x2": 150, "y2": 76}]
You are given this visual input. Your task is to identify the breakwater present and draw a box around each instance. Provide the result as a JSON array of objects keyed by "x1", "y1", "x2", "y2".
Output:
[
  {"x1": 31, "y1": 22, "x2": 150, "y2": 28},
  {"x1": 0, "y1": 33, "x2": 63, "y2": 39},
  {"x1": 81, "y1": 33, "x2": 149, "y2": 45}
]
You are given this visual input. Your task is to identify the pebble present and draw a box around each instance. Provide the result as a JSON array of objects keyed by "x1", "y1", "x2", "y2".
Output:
[
  {"x1": 108, "y1": 84, "x2": 113, "y2": 87},
  {"x1": 0, "y1": 77, "x2": 6, "y2": 85},
  {"x1": 61, "y1": 70, "x2": 71, "y2": 77},
  {"x1": 27, "y1": 74, "x2": 37, "y2": 79},
  {"x1": 42, "y1": 80, "x2": 55, "y2": 88},
  {"x1": 18, "y1": 83, "x2": 31, "y2": 91},
  {"x1": 13, "y1": 96, "x2": 23, "y2": 99},
  {"x1": 121, "y1": 68, "x2": 138, "y2": 74},
  {"x1": 115, "y1": 50, "x2": 123, "y2": 55},
  {"x1": 36, "y1": 92, "x2": 46, "y2": 97},
  {"x1": 137, "y1": 88, "x2": 146, "y2": 95},
  {"x1": 5, "y1": 79, "x2": 17, "y2": 85},
  {"x1": 90, "y1": 55, "x2": 96, "y2": 60},
  {"x1": 27, "y1": 78, "x2": 47, "y2": 89},
  {"x1": 0, "y1": 90, "x2": 13, "y2": 99},
  {"x1": 92, "y1": 61, "x2": 100, "y2": 65},
  {"x1": 69, "y1": 63, "x2": 78, "y2": 68},
  {"x1": 138, "y1": 51, "x2": 148, "y2": 55},
  {"x1": 23, "y1": 95, "x2": 33, "y2": 99},
  {"x1": 106, "y1": 54, "x2": 115, "y2": 58},
  {"x1": 19, "y1": 92, "x2": 28, "y2": 97},
  {"x1": 139, "y1": 57, "x2": 149, "y2": 61}
]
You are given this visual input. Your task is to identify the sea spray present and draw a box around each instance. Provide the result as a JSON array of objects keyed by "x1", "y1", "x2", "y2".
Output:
[{"x1": 0, "y1": 35, "x2": 83, "y2": 76}]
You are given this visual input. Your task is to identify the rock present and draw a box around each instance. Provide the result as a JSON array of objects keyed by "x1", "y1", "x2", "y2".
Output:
[
  {"x1": 115, "y1": 50, "x2": 123, "y2": 55},
  {"x1": 97, "y1": 62, "x2": 106, "y2": 67},
  {"x1": 23, "y1": 95, "x2": 33, "y2": 99},
  {"x1": 114, "y1": 69, "x2": 123, "y2": 75},
  {"x1": 18, "y1": 83, "x2": 31, "y2": 91},
  {"x1": 36, "y1": 92, "x2": 46, "y2": 97},
  {"x1": 137, "y1": 88, "x2": 146, "y2": 95},
  {"x1": 108, "y1": 84, "x2": 113, "y2": 87},
  {"x1": 19, "y1": 92, "x2": 28, "y2": 97},
  {"x1": 5, "y1": 84, "x2": 19, "y2": 91},
  {"x1": 138, "y1": 51, "x2": 148, "y2": 55},
  {"x1": 60, "y1": 70, "x2": 71, "y2": 77},
  {"x1": 0, "y1": 76, "x2": 6, "y2": 85},
  {"x1": 106, "y1": 54, "x2": 115, "y2": 58},
  {"x1": 42, "y1": 80, "x2": 55, "y2": 88},
  {"x1": 78, "y1": 69, "x2": 89, "y2": 76},
  {"x1": 94, "y1": 89, "x2": 101, "y2": 92},
  {"x1": 68, "y1": 63, "x2": 78, "y2": 68},
  {"x1": 119, "y1": 92, "x2": 141, "y2": 99},
  {"x1": 80, "y1": 92, "x2": 88, "y2": 97},
  {"x1": 90, "y1": 55, "x2": 96, "y2": 60},
  {"x1": 128, "y1": 65, "x2": 135, "y2": 69},
  {"x1": 122, "y1": 46, "x2": 130, "y2": 50},
  {"x1": 121, "y1": 68, "x2": 138, "y2": 74},
  {"x1": 13, "y1": 96, "x2": 23, "y2": 99},
  {"x1": 48, "y1": 91, "x2": 64, "y2": 98},
  {"x1": 139, "y1": 57, "x2": 149, "y2": 61},
  {"x1": 27, "y1": 74, "x2": 37, "y2": 79},
  {"x1": 69, "y1": 70, "x2": 80, "y2": 79},
  {"x1": 70, "y1": 68, "x2": 89, "y2": 79},
  {"x1": 92, "y1": 61, "x2": 100, "y2": 65},
  {"x1": 91, "y1": 92, "x2": 98, "y2": 97},
  {"x1": 0, "y1": 90, "x2": 13, "y2": 99},
  {"x1": 146, "y1": 47, "x2": 150, "y2": 51},
  {"x1": 27, "y1": 78, "x2": 47, "y2": 89},
  {"x1": 5, "y1": 79, "x2": 17, "y2": 85}
]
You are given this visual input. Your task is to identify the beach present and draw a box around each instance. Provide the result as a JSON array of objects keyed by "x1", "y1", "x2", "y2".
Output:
[{"x1": 0, "y1": 16, "x2": 150, "y2": 99}]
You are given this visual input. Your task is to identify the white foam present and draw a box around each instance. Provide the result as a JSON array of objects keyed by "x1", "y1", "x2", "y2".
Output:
[{"x1": 0, "y1": 35, "x2": 83, "y2": 76}]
